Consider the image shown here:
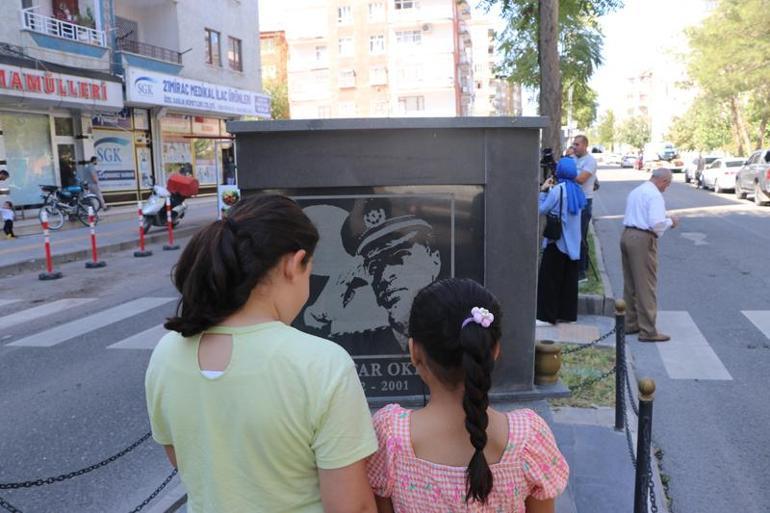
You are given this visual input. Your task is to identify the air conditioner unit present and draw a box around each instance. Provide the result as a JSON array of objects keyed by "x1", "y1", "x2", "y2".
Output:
[{"x1": 422, "y1": 23, "x2": 432, "y2": 33}]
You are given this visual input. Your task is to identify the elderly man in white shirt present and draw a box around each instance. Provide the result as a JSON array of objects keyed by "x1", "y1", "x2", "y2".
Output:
[{"x1": 621, "y1": 168, "x2": 679, "y2": 342}]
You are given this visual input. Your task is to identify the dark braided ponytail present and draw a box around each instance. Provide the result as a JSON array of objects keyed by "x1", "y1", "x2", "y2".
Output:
[
  {"x1": 165, "y1": 194, "x2": 318, "y2": 337},
  {"x1": 408, "y1": 278, "x2": 502, "y2": 504}
]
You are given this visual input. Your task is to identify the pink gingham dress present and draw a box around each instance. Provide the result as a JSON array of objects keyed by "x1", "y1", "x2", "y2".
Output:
[{"x1": 366, "y1": 404, "x2": 569, "y2": 513}]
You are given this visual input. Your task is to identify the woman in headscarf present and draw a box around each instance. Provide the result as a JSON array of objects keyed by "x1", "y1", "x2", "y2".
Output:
[{"x1": 536, "y1": 157, "x2": 587, "y2": 326}]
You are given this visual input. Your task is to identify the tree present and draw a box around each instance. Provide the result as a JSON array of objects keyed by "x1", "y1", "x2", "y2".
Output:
[
  {"x1": 596, "y1": 109, "x2": 616, "y2": 151},
  {"x1": 263, "y1": 80, "x2": 290, "y2": 120},
  {"x1": 667, "y1": 96, "x2": 732, "y2": 153},
  {"x1": 618, "y1": 115, "x2": 651, "y2": 151},
  {"x1": 484, "y1": 0, "x2": 623, "y2": 154}
]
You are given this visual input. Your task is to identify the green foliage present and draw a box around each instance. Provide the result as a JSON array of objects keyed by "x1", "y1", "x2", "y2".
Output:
[
  {"x1": 596, "y1": 109, "x2": 616, "y2": 150},
  {"x1": 564, "y1": 84, "x2": 598, "y2": 129},
  {"x1": 484, "y1": 0, "x2": 623, "y2": 129},
  {"x1": 263, "y1": 80, "x2": 290, "y2": 120},
  {"x1": 667, "y1": 96, "x2": 732, "y2": 152},
  {"x1": 618, "y1": 115, "x2": 651, "y2": 151}
]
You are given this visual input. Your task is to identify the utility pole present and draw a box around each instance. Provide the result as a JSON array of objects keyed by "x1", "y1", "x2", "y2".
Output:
[{"x1": 538, "y1": 0, "x2": 561, "y2": 156}]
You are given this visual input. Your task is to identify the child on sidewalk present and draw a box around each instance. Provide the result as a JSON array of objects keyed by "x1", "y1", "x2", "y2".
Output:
[
  {"x1": 146, "y1": 194, "x2": 378, "y2": 513},
  {"x1": 2, "y1": 201, "x2": 15, "y2": 239},
  {"x1": 367, "y1": 278, "x2": 569, "y2": 513}
]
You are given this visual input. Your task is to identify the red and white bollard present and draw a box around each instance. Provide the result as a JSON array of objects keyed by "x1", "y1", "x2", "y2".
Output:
[
  {"x1": 38, "y1": 210, "x2": 63, "y2": 280},
  {"x1": 85, "y1": 206, "x2": 106, "y2": 268},
  {"x1": 162, "y1": 197, "x2": 179, "y2": 251},
  {"x1": 133, "y1": 200, "x2": 153, "y2": 258}
]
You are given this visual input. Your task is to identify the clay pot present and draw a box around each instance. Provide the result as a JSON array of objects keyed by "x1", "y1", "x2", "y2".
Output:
[{"x1": 534, "y1": 340, "x2": 562, "y2": 385}]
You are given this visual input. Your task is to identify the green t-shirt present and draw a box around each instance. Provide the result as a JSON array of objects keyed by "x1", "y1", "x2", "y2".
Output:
[{"x1": 145, "y1": 321, "x2": 378, "y2": 513}]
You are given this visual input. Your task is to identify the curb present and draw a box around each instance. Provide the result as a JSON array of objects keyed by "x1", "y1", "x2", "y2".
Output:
[
  {"x1": 0, "y1": 225, "x2": 202, "y2": 277},
  {"x1": 578, "y1": 223, "x2": 616, "y2": 316}
]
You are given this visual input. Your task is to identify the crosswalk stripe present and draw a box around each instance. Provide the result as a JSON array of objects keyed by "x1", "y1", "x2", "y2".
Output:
[
  {"x1": 0, "y1": 299, "x2": 98, "y2": 331},
  {"x1": 741, "y1": 311, "x2": 770, "y2": 340},
  {"x1": 655, "y1": 311, "x2": 733, "y2": 380},
  {"x1": 107, "y1": 324, "x2": 169, "y2": 350},
  {"x1": 6, "y1": 297, "x2": 176, "y2": 348},
  {"x1": 0, "y1": 299, "x2": 20, "y2": 308}
]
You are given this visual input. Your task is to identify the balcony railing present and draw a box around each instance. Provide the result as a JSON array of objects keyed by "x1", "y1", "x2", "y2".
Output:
[
  {"x1": 20, "y1": 8, "x2": 106, "y2": 47},
  {"x1": 117, "y1": 39, "x2": 182, "y2": 65}
]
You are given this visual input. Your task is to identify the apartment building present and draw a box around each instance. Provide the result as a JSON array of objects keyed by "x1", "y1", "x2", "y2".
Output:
[
  {"x1": 280, "y1": 0, "x2": 474, "y2": 119},
  {"x1": 469, "y1": 18, "x2": 521, "y2": 116},
  {"x1": 260, "y1": 31, "x2": 289, "y2": 85},
  {"x1": 0, "y1": 0, "x2": 268, "y2": 206}
]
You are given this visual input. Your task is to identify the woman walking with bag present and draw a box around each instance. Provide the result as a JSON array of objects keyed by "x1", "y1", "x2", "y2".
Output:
[{"x1": 536, "y1": 157, "x2": 586, "y2": 327}]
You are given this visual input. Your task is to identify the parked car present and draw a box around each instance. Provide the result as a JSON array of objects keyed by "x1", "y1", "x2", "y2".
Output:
[
  {"x1": 701, "y1": 158, "x2": 745, "y2": 192},
  {"x1": 735, "y1": 148, "x2": 770, "y2": 205},
  {"x1": 684, "y1": 156, "x2": 719, "y2": 184},
  {"x1": 620, "y1": 154, "x2": 637, "y2": 168}
]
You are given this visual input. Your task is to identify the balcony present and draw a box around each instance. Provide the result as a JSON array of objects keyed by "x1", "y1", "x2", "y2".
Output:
[
  {"x1": 117, "y1": 39, "x2": 182, "y2": 65},
  {"x1": 20, "y1": 7, "x2": 106, "y2": 47}
]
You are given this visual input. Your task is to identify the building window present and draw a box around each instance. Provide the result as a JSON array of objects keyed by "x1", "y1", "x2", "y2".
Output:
[
  {"x1": 339, "y1": 69, "x2": 356, "y2": 88},
  {"x1": 205, "y1": 29, "x2": 221, "y2": 66},
  {"x1": 398, "y1": 95, "x2": 424, "y2": 113},
  {"x1": 394, "y1": 0, "x2": 417, "y2": 9},
  {"x1": 262, "y1": 38, "x2": 276, "y2": 54},
  {"x1": 318, "y1": 105, "x2": 332, "y2": 118},
  {"x1": 338, "y1": 101, "x2": 356, "y2": 117},
  {"x1": 228, "y1": 37, "x2": 242, "y2": 71},
  {"x1": 368, "y1": 2, "x2": 385, "y2": 20},
  {"x1": 338, "y1": 5, "x2": 352, "y2": 24},
  {"x1": 315, "y1": 45, "x2": 328, "y2": 63},
  {"x1": 369, "y1": 35, "x2": 385, "y2": 54},
  {"x1": 369, "y1": 66, "x2": 387, "y2": 85},
  {"x1": 338, "y1": 37, "x2": 353, "y2": 57},
  {"x1": 398, "y1": 65, "x2": 423, "y2": 83},
  {"x1": 396, "y1": 30, "x2": 421, "y2": 46},
  {"x1": 371, "y1": 100, "x2": 390, "y2": 116}
]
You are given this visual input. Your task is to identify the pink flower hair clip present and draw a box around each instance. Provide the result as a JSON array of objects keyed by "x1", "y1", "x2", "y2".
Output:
[{"x1": 461, "y1": 307, "x2": 494, "y2": 329}]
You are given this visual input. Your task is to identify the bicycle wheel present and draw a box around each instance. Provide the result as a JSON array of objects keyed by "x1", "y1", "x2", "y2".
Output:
[
  {"x1": 80, "y1": 195, "x2": 102, "y2": 214},
  {"x1": 39, "y1": 204, "x2": 65, "y2": 230},
  {"x1": 76, "y1": 201, "x2": 95, "y2": 227}
]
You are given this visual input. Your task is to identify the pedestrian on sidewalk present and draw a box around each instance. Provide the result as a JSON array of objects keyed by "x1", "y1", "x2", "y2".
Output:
[
  {"x1": 536, "y1": 157, "x2": 586, "y2": 327},
  {"x1": 2, "y1": 201, "x2": 15, "y2": 239},
  {"x1": 571, "y1": 135, "x2": 598, "y2": 283},
  {"x1": 367, "y1": 278, "x2": 569, "y2": 512},
  {"x1": 146, "y1": 195, "x2": 378, "y2": 513},
  {"x1": 81, "y1": 157, "x2": 108, "y2": 210},
  {"x1": 621, "y1": 167, "x2": 679, "y2": 342}
]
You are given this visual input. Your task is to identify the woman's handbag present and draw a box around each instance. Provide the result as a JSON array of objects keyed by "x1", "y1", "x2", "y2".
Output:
[{"x1": 543, "y1": 186, "x2": 563, "y2": 241}]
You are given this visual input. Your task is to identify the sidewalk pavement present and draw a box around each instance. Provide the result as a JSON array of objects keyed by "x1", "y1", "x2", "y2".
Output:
[{"x1": 0, "y1": 197, "x2": 217, "y2": 277}]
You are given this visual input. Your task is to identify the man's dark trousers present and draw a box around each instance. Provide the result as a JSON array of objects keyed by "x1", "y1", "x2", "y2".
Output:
[{"x1": 579, "y1": 198, "x2": 593, "y2": 279}]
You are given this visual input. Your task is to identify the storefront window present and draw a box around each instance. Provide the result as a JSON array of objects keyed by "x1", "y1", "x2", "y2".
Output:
[
  {"x1": 1, "y1": 113, "x2": 56, "y2": 205},
  {"x1": 54, "y1": 117, "x2": 74, "y2": 136},
  {"x1": 162, "y1": 137, "x2": 193, "y2": 177},
  {"x1": 193, "y1": 139, "x2": 217, "y2": 185}
]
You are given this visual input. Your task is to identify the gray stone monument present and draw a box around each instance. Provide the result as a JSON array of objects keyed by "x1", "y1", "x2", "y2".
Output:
[{"x1": 228, "y1": 117, "x2": 550, "y2": 404}]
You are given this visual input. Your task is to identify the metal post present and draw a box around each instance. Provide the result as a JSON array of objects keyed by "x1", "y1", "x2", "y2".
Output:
[
  {"x1": 38, "y1": 210, "x2": 62, "y2": 280},
  {"x1": 85, "y1": 206, "x2": 106, "y2": 268},
  {"x1": 633, "y1": 378, "x2": 656, "y2": 513},
  {"x1": 134, "y1": 200, "x2": 153, "y2": 257},
  {"x1": 615, "y1": 299, "x2": 626, "y2": 431},
  {"x1": 162, "y1": 196, "x2": 179, "y2": 251}
]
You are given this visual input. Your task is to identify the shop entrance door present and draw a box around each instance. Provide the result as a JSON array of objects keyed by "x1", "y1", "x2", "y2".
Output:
[{"x1": 57, "y1": 144, "x2": 77, "y2": 186}]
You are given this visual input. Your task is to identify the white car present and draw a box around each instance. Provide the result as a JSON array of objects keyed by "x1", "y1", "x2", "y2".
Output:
[
  {"x1": 701, "y1": 158, "x2": 745, "y2": 192},
  {"x1": 684, "y1": 156, "x2": 719, "y2": 184}
]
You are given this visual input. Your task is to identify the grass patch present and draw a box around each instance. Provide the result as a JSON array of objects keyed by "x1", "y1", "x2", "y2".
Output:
[
  {"x1": 549, "y1": 344, "x2": 615, "y2": 408},
  {"x1": 579, "y1": 230, "x2": 604, "y2": 296}
]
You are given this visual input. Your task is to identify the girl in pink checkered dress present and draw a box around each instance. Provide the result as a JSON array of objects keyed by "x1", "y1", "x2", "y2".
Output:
[{"x1": 366, "y1": 278, "x2": 569, "y2": 513}]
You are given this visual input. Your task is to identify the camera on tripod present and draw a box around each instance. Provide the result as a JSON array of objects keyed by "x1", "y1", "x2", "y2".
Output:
[{"x1": 540, "y1": 147, "x2": 557, "y2": 183}]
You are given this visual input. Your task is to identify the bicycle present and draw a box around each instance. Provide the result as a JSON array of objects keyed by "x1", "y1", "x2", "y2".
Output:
[{"x1": 37, "y1": 184, "x2": 100, "y2": 230}]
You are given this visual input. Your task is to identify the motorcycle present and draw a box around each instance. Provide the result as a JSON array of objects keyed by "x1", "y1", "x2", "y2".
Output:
[
  {"x1": 38, "y1": 182, "x2": 101, "y2": 230},
  {"x1": 141, "y1": 174, "x2": 199, "y2": 234}
]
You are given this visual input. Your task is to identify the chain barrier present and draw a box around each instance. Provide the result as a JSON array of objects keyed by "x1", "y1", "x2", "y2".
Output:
[
  {"x1": 0, "y1": 433, "x2": 151, "y2": 490},
  {"x1": 561, "y1": 327, "x2": 616, "y2": 355},
  {"x1": 567, "y1": 365, "x2": 616, "y2": 395},
  {"x1": 127, "y1": 469, "x2": 178, "y2": 513},
  {"x1": 0, "y1": 495, "x2": 21, "y2": 513}
]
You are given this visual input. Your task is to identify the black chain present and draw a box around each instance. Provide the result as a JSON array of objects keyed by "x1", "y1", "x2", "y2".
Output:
[
  {"x1": 623, "y1": 401, "x2": 637, "y2": 468},
  {"x1": 0, "y1": 432, "x2": 151, "y2": 490},
  {"x1": 0, "y1": 496, "x2": 22, "y2": 513},
  {"x1": 561, "y1": 327, "x2": 616, "y2": 355},
  {"x1": 568, "y1": 365, "x2": 616, "y2": 394},
  {"x1": 127, "y1": 469, "x2": 178, "y2": 513}
]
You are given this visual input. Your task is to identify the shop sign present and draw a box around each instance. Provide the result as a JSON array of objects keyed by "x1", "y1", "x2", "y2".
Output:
[
  {"x1": 125, "y1": 68, "x2": 271, "y2": 118},
  {"x1": 0, "y1": 63, "x2": 123, "y2": 110},
  {"x1": 93, "y1": 130, "x2": 137, "y2": 191},
  {"x1": 92, "y1": 108, "x2": 132, "y2": 129}
]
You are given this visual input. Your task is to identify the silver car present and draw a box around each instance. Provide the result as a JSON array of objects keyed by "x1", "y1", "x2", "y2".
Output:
[{"x1": 735, "y1": 149, "x2": 770, "y2": 205}]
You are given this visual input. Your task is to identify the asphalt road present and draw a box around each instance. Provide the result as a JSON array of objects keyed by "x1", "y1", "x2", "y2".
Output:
[
  {"x1": 593, "y1": 167, "x2": 770, "y2": 513},
  {"x1": 0, "y1": 241, "x2": 187, "y2": 513}
]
